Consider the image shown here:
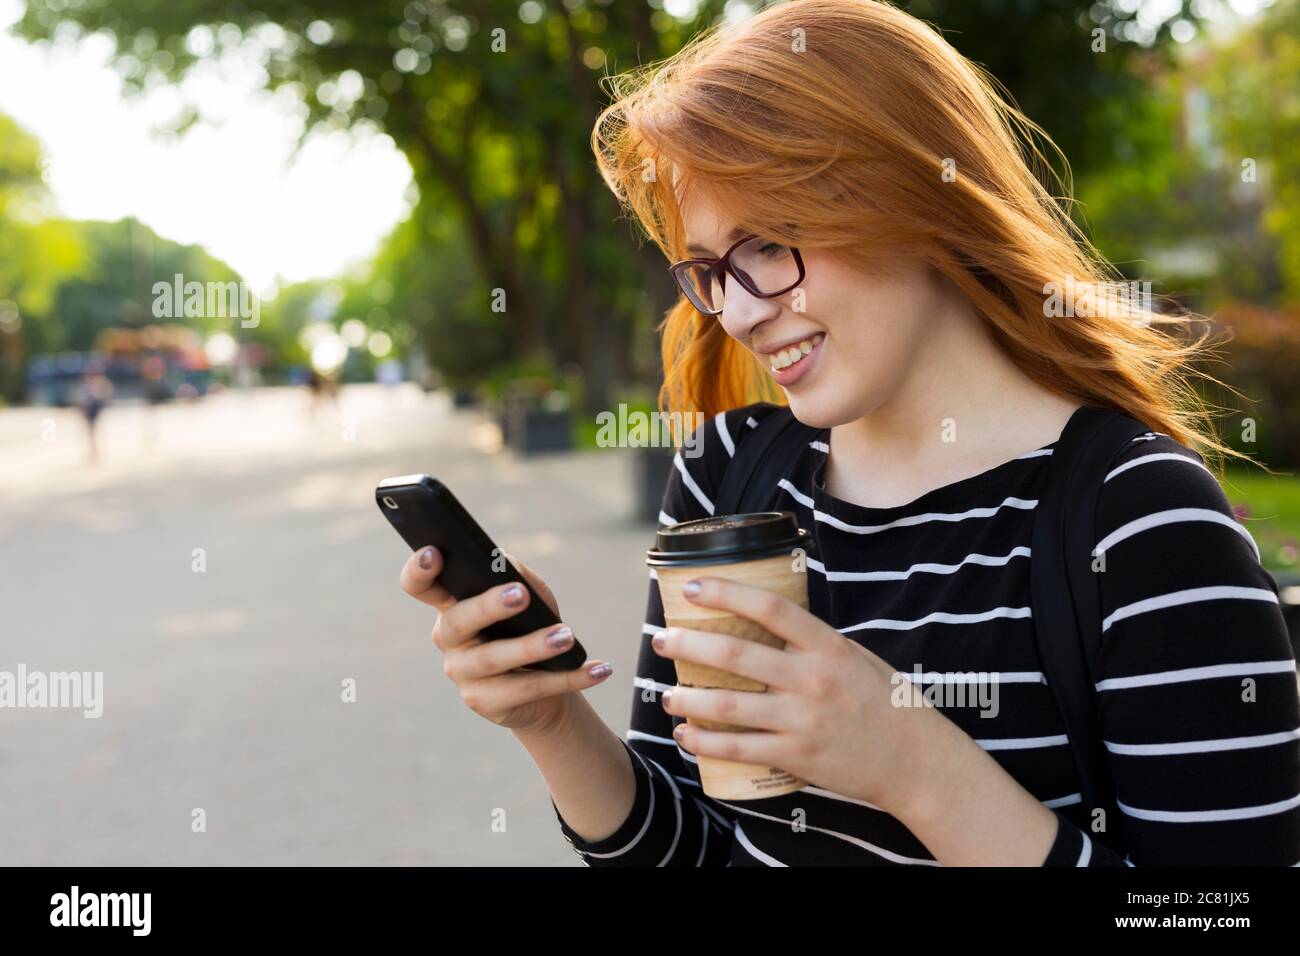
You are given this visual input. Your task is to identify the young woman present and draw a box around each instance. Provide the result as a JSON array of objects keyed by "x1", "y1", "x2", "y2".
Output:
[{"x1": 398, "y1": 0, "x2": 1299, "y2": 865}]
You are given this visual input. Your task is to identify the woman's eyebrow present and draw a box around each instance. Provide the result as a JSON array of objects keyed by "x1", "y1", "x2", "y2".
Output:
[{"x1": 686, "y1": 226, "x2": 746, "y2": 258}]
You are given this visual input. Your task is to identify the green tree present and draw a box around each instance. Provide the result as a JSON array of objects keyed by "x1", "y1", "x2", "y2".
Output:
[
  {"x1": 29, "y1": 218, "x2": 244, "y2": 354},
  {"x1": 0, "y1": 113, "x2": 85, "y2": 401},
  {"x1": 10, "y1": 1, "x2": 1208, "y2": 409},
  {"x1": 1206, "y1": 0, "x2": 1300, "y2": 304}
]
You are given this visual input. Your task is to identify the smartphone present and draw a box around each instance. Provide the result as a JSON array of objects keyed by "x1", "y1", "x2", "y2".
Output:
[{"x1": 376, "y1": 474, "x2": 586, "y2": 672}]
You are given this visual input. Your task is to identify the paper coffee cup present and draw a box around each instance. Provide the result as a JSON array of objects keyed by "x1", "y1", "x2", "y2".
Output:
[{"x1": 647, "y1": 512, "x2": 811, "y2": 800}]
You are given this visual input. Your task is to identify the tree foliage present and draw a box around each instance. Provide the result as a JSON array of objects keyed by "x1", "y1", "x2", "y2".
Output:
[{"x1": 9, "y1": 0, "x2": 1212, "y2": 407}]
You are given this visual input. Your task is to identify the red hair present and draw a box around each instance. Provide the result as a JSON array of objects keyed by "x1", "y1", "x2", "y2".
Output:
[{"x1": 592, "y1": 0, "x2": 1245, "y2": 472}]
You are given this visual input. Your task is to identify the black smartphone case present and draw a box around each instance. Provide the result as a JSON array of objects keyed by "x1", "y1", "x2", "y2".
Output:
[{"x1": 376, "y1": 475, "x2": 587, "y2": 672}]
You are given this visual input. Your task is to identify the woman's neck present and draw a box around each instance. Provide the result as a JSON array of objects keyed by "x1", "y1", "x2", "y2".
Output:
[{"x1": 824, "y1": 308, "x2": 1080, "y2": 510}]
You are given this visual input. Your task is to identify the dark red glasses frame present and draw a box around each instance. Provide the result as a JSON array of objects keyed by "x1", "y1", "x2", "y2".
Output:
[{"x1": 668, "y1": 234, "x2": 806, "y2": 316}]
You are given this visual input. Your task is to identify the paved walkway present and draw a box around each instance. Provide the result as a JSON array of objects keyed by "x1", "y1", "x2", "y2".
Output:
[{"x1": 0, "y1": 385, "x2": 657, "y2": 865}]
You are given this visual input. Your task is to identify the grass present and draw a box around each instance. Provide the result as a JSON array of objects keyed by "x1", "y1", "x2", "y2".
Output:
[{"x1": 1221, "y1": 465, "x2": 1300, "y2": 575}]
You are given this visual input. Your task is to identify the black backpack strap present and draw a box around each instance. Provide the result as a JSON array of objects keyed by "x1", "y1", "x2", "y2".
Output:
[
  {"x1": 714, "y1": 404, "x2": 821, "y2": 516},
  {"x1": 1031, "y1": 403, "x2": 1152, "y2": 847}
]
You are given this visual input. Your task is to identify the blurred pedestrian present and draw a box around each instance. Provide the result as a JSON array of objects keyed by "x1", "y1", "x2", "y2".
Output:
[
  {"x1": 305, "y1": 366, "x2": 339, "y2": 422},
  {"x1": 72, "y1": 370, "x2": 113, "y2": 463}
]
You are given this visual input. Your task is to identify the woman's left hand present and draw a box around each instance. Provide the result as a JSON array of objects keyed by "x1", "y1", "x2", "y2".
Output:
[{"x1": 654, "y1": 575, "x2": 945, "y2": 814}]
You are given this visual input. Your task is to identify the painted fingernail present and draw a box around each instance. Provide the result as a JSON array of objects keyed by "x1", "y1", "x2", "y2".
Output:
[
  {"x1": 661, "y1": 688, "x2": 674, "y2": 708},
  {"x1": 651, "y1": 630, "x2": 667, "y2": 651},
  {"x1": 546, "y1": 625, "x2": 573, "y2": 648},
  {"x1": 683, "y1": 580, "x2": 701, "y2": 597},
  {"x1": 502, "y1": 584, "x2": 525, "y2": 606},
  {"x1": 672, "y1": 724, "x2": 686, "y2": 741},
  {"x1": 589, "y1": 663, "x2": 612, "y2": 679},
  {"x1": 418, "y1": 547, "x2": 435, "y2": 570}
]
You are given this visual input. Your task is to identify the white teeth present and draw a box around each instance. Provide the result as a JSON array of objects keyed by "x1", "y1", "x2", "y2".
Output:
[{"x1": 769, "y1": 333, "x2": 823, "y2": 372}]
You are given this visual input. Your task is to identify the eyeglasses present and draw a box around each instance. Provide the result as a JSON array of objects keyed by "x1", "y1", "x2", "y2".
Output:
[{"x1": 669, "y1": 234, "x2": 806, "y2": 316}]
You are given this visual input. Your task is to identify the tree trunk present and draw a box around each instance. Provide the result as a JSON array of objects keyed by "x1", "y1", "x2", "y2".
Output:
[{"x1": 399, "y1": 89, "x2": 545, "y2": 358}]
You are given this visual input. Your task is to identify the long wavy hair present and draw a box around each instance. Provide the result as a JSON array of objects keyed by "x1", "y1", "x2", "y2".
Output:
[{"x1": 591, "y1": 0, "x2": 1247, "y2": 474}]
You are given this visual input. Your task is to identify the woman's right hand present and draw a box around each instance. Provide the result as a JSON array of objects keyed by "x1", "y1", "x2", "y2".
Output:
[{"x1": 399, "y1": 545, "x2": 614, "y2": 735}]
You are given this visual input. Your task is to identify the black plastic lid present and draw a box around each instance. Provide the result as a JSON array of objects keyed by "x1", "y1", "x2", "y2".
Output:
[{"x1": 646, "y1": 511, "x2": 810, "y2": 567}]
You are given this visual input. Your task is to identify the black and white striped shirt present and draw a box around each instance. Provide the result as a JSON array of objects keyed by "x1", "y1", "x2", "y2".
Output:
[{"x1": 552, "y1": 403, "x2": 1300, "y2": 865}]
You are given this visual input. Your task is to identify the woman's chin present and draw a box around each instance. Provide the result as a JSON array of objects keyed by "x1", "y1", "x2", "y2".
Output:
[{"x1": 785, "y1": 389, "x2": 850, "y2": 430}]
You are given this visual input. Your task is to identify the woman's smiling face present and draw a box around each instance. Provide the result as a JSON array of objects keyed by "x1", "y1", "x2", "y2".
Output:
[{"x1": 678, "y1": 188, "x2": 953, "y2": 429}]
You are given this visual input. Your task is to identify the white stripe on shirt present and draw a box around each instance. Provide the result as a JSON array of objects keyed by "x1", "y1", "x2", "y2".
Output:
[
  {"x1": 975, "y1": 733, "x2": 1070, "y2": 751},
  {"x1": 807, "y1": 546, "x2": 1032, "y2": 582},
  {"x1": 718, "y1": 801, "x2": 941, "y2": 866},
  {"x1": 898, "y1": 669, "x2": 1046, "y2": 685},
  {"x1": 1094, "y1": 507, "x2": 1260, "y2": 562},
  {"x1": 1104, "y1": 451, "x2": 1214, "y2": 484},
  {"x1": 714, "y1": 411, "x2": 735, "y2": 457},
  {"x1": 628, "y1": 729, "x2": 676, "y2": 748},
  {"x1": 634, "y1": 675, "x2": 674, "y2": 696},
  {"x1": 1102, "y1": 585, "x2": 1278, "y2": 633},
  {"x1": 1077, "y1": 833, "x2": 1093, "y2": 866},
  {"x1": 1096, "y1": 659, "x2": 1297, "y2": 692},
  {"x1": 778, "y1": 479, "x2": 1039, "y2": 534},
  {"x1": 579, "y1": 750, "x2": 658, "y2": 860},
  {"x1": 641, "y1": 752, "x2": 684, "y2": 866},
  {"x1": 814, "y1": 495, "x2": 1039, "y2": 536},
  {"x1": 695, "y1": 812, "x2": 710, "y2": 866},
  {"x1": 673, "y1": 451, "x2": 714, "y2": 515},
  {"x1": 733, "y1": 822, "x2": 787, "y2": 866},
  {"x1": 840, "y1": 605, "x2": 1032, "y2": 634},
  {"x1": 1118, "y1": 790, "x2": 1300, "y2": 823},
  {"x1": 1104, "y1": 727, "x2": 1300, "y2": 757},
  {"x1": 1045, "y1": 792, "x2": 1084, "y2": 809}
]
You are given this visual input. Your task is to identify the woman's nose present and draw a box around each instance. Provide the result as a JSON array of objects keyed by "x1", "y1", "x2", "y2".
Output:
[{"x1": 718, "y1": 277, "x2": 782, "y2": 340}]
